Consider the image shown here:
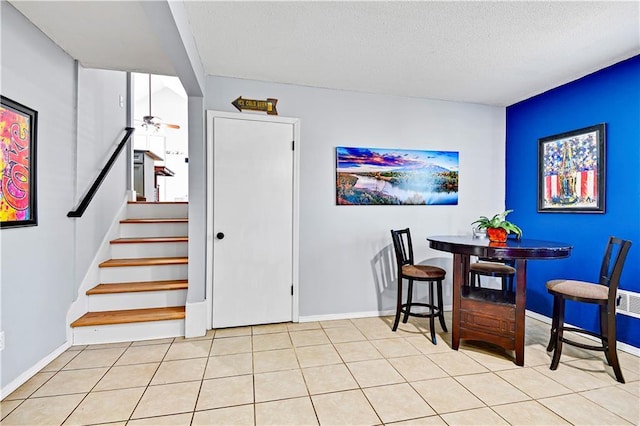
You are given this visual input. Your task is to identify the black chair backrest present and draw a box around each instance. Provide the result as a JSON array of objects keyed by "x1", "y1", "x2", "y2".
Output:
[
  {"x1": 391, "y1": 228, "x2": 414, "y2": 267},
  {"x1": 599, "y1": 236, "x2": 632, "y2": 297}
]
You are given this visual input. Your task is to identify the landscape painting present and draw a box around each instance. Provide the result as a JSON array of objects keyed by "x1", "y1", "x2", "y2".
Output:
[{"x1": 336, "y1": 146, "x2": 459, "y2": 205}]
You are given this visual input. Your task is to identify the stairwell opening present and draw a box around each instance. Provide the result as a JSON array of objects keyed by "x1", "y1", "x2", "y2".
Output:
[{"x1": 132, "y1": 72, "x2": 189, "y2": 202}]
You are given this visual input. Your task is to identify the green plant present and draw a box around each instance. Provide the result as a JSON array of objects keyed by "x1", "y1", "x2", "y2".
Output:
[{"x1": 471, "y1": 209, "x2": 522, "y2": 239}]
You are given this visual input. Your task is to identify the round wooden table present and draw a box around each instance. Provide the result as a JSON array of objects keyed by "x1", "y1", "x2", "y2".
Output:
[{"x1": 427, "y1": 235, "x2": 572, "y2": 365}]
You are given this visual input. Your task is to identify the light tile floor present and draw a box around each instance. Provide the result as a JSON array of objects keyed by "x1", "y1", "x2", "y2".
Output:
[{"x1": 2, "y1": 314, "x2": 639, "y2": 425}]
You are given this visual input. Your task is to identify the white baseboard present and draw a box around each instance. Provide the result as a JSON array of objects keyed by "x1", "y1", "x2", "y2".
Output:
[
  {"x1": 299, "y1": 310, "x2": 394, "y2": 323},
  {"x1": 526, "y1": 309, "x2": 640, "y2": 357},
  {"x1": 73, "y1": 320, "x2": 184, "y2": 345},
  {"x1": 525, "y1": 309, "x2": 552, "y2": 324},
  {"x1": 299, "y1": 305, "x2": 453, "y2": 323},
  {"x1": 185, "y1": 300, "x2": 207, "y2": 338},
  {"x1": 301, "y1": 308, "x2": 638, "y2": 357},
  {"x1": 0, "y1": 341, "x2": 70, "y2": 400}
]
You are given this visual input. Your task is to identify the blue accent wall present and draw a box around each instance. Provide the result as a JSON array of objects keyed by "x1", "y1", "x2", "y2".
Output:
[{"x1": 506, "y1": 55, "x2": 640, "y2": 348}]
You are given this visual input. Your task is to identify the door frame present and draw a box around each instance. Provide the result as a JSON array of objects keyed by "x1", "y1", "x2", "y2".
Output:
[{"x1": 205, "y1": 110, "x2": 300, "y2": 329}]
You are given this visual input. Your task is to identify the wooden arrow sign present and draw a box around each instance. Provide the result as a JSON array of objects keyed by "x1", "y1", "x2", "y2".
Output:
[{"x1": 232, "y1": 96, "x2": 278, "y2": 115}]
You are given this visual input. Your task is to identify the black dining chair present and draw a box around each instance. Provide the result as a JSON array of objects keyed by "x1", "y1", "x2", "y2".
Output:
[
  {"x1": 470, "y1": 258, "x2": 516, "y2": 297},
  {"x1": 546, "y1": 236, "x2": 632, "y2": 383},
  {"x1": 390, "y1": 228, "x2": 447, "y2": 344}
]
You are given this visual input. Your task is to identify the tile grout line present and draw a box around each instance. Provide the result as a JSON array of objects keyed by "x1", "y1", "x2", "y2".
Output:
[
  {"x1": 60, "y1": 341, "x2": 134, "y2": 425},
  {"x1": 288, "y1": 327, "x2": 322, "y2": 426},
  {"x1": 341, "y1": 318, "x2": 439, "y2": 424},
  {"x1": 3, "y1": 316, "x2": 639, "y2": 425},
  {"x1": 125, "y1": 337, "x2": 173, "y2": 424}
]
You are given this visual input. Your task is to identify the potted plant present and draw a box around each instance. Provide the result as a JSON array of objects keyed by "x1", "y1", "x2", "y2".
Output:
[{"x1": 471, "y1": 210, "x2": 522, "y2": 243}]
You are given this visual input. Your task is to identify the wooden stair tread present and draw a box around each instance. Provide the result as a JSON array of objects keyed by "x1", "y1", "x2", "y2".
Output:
[
  {"x1": 120, "y1": 218, "x2": 187, "y2": 224},
  {"x1": 99, "y1": 257, "x2": 188, "y2": 267},
  {"x1": 110, "y1": 236, "x2": 188, "y2": 244},
  {"x1": 71, "y1": 307, "x2": 185, "y2": 327},
  {"x1": 87, "y1": 280, "x2": 188, "y2": 295}
]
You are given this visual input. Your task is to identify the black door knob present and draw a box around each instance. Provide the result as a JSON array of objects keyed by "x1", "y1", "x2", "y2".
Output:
[{"x1": 216, "y1": 232, "x2": 225, "y2": 240}]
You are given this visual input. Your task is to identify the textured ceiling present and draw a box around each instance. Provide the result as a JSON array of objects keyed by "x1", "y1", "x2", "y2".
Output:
[
  {"x1": 9, "y1": 1, "x2": 176, "y2": 76},
  {"x1": 9, "y1": 1, "x2": 640, "y2": 106}
]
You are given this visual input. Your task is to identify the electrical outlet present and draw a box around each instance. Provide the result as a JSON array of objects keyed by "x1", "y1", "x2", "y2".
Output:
[{"x1": 0, "y1": 331, "x2": 5, "y2": 351}]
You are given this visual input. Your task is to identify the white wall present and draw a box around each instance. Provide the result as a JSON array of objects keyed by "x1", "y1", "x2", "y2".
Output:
[
  {"x1": 206, "y1": 76, "x2": 506, "y2": 319},
  {"x1": 75, "y1": 67, "x2": 128, "y2": 293},
  {"x1": 1, "y1": 3, "x2": 128, "y2": 390},
  {"x1": 156, "y1": 88, "x2": 188, "y2": 201},
  {"x1": 1, "y1": 3, "x2": 76, "y2": 390}
]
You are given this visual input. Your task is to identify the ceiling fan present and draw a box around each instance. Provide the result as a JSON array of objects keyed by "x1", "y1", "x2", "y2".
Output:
[{"x1": 137, "y1": 74, "x2": 181, "y2": 131}]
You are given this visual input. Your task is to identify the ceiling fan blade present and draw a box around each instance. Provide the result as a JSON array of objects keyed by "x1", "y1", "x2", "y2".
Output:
[{"x1": 162, "y1": 123, "x2": 181, "y2": 129}]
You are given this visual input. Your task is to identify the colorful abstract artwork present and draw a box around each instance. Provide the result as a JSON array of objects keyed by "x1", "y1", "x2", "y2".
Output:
[
  {"x1": 538, "y1": 124, "x2": 605, "y2": 213},
  {"x1": 1, "y1": 96, "x2": 38, "y2": 228},
  {"x1": 336, "y1": 147, "x2": 459, "y2": 205}
]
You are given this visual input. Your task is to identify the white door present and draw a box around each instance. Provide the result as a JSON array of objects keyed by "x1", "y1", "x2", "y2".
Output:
[{"x1": 211, "y1": 115, "x2": 295, "y2": 328}]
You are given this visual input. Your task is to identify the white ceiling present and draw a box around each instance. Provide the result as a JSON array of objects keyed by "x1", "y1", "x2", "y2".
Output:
[{"x1": 9, "y1": 1, "x2": 640, "y2": 106}]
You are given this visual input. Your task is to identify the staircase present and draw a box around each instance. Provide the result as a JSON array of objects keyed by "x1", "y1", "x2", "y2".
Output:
[{"x1": 70, "y1": 201, "x2": 188, "y2": 345}]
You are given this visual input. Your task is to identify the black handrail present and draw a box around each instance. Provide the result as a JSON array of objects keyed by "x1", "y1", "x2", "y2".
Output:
[{"x1": 68, "y1": 127, "x2": 135, "y2": 218}]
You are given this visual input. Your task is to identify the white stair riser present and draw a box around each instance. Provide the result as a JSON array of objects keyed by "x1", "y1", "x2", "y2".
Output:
[
  {"x1": 88, "y1": 290, "x2": 187, "y2": 311},
  {"x1": 127, "y1": 203, "x2": 188, "y2": 219},
  {"x1": 73, "y1": 319, "x2": 185, "y2": 345},
  {"x1": 100, "y1": 264, "x2": 187, "y2": 283},
  {"x1": 120, "y1": 223, "x2": 188, "y2": 238},
  {"x1": 110, "y1": 242, "x2": 188, "y2": 259}
]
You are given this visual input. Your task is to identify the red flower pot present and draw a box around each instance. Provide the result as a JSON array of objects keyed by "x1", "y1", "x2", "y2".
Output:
[{"x1": 487, "y1": 227, "x2": 508, "y2": 243}]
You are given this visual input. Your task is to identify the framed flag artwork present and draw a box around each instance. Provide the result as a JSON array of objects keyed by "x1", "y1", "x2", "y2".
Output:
[{"x1": 538, "y1": 124, "x2": 605, "y2": 213}]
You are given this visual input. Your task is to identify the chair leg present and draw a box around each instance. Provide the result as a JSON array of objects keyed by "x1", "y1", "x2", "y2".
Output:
[
  {"x1": 602, "y1": 304, "x2": 625, "y2": 383},
  {"x1": 437, "y1": 280, "x2": 448, "y2": 332},
  {"x1": 403, "y1": 279, "x2": 414, "y2": 324},
  {"x1": 550, "y1": 297, "x2": 565, "y2": 370},
  {"x1": 547, "y1": 295, "x2": 560, "y2": 352},
  {"x1": 392, "y1": 274, "x2": 403, "y2": 332},
  {"x1": 599, "y1": 304, "x2": 612, "y2": 366},
  {"x1": 428, "y1": 281, "x2": 436, "y2": 344}
]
